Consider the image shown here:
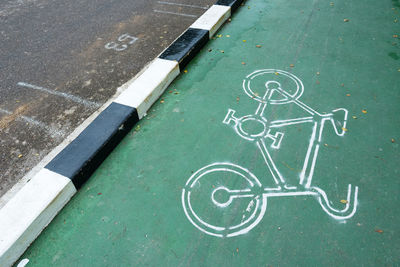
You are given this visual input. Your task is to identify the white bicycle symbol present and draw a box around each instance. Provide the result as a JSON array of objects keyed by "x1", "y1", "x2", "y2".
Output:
[{"x1": 182, "y1": 69, "x2": 359, "y2": 238}]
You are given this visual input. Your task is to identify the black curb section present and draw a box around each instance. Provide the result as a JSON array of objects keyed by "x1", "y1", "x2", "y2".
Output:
[
  {"x1": 217, "y1": 0, "x2": 244, "y2": 11},
  {"x1": 159, "y1": 28, "x2": 209, "y2": 70},
  {"x1": 46, "y1": 103, "x2": 139, "y2": 189},
  {"x1": 45, "y1": 0, "x2": 245, "y2": 190}
]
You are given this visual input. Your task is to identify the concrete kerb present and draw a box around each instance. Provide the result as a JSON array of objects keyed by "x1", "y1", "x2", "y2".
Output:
[{"x1": 0, "y1": 0, "x2": 245, "y2": 266}]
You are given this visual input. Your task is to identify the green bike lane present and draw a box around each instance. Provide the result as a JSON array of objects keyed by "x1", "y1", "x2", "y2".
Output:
[{"x1": 20, "y1": 0, "x2": 400, "y2": 265}]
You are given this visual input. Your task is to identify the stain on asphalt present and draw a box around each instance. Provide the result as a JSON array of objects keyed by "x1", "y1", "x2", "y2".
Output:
[{"x1": 0, "y1": 0, "x2": 215, "y2": 196}]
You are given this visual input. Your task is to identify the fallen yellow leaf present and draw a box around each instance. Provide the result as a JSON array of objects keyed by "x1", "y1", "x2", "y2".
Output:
[
  {"x1": 18, "y1": 154, "x2": 23, "y2": 158},
  {"x1": 342, "y1": 127, "x2": 348, "y2": 132},
  {"x1": 340, "y1": 199, "x2": 348, "y2": 204},
  {"x1": 243, "y1": 40, "x2": 246, "y2": 42},
  {"x1": 184, "y1": 70, "x2": 188, "y2": 73}
]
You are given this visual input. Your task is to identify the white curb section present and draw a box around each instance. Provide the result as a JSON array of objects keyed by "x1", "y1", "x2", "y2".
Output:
[
  {"x1": 0, "y1": 169, "x2": 76, "y2": 267},
  {"x1": 114, "y1": 58, "x2": 180, "y2": 119},
  {"x1": 191, "y1": 5, "x2": 231, "y2": 38}
]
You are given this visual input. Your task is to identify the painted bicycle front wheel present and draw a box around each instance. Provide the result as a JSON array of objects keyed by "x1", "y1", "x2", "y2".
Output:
[{"x1": 243, "y1": 69, "x2": 304, "y2": 105}]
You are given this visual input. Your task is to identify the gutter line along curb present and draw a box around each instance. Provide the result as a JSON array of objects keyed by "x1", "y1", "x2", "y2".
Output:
[{"x1": 0, "y1": 1, "x2": 244, "y2": 266}]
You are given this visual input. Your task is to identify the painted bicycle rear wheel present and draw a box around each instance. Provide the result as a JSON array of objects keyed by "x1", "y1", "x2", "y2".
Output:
[{"x1": 182, "y1": 162, "x2": 267, "y2": 237}]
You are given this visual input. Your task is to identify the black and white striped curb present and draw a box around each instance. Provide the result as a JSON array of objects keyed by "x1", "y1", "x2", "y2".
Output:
[{"x1": 0, "y1": 0, "x2": 244, "y2": 266}]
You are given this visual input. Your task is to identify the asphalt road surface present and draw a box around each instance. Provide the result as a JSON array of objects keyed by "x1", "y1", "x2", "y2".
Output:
[{"x1": 0, "y1": 0, "x2": 215, "y2": 197}]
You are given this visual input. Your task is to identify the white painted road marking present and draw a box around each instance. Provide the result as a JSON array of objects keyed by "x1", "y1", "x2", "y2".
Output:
[
  {"x1": 105, "y1": 33, "x2": 138, "y2": 52},
  {"x1": 0, "y1": 108, "x2": 65, "y2": 137},
  {"x1": 17, "y1": 82, "x2": 101, "y2": 109},
  {"x1": 157, "y1": 1, "x2": 208, "y2": 10},
  {"x1": 153, "y1": 9, "x2": 197, "y2": 18}
]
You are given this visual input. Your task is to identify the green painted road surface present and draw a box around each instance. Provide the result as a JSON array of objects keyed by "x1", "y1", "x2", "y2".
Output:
[{"x1": 20, "y1": 0, "x2": 400, "y2": 266}]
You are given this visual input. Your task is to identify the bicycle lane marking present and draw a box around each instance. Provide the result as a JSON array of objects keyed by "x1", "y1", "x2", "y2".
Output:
[{"x1": 182, "y1": 69, "x2": 358, "y2": 238}]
